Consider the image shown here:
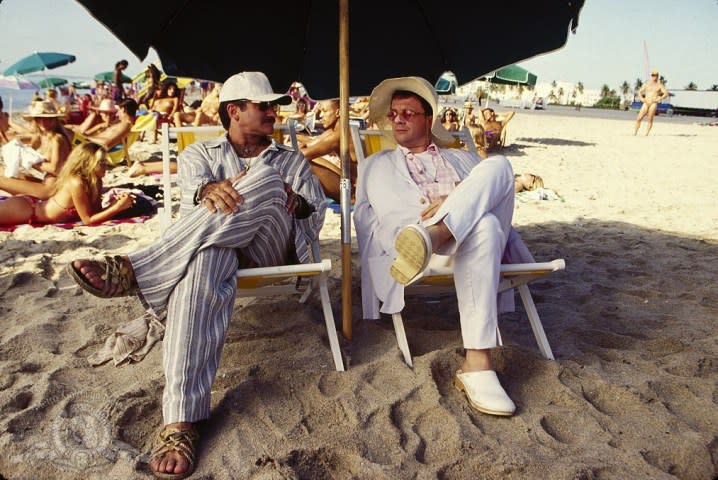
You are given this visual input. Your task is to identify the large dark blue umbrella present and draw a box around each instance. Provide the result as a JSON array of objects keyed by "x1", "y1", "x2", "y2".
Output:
[
  {"x1": 75, "y1": 0, "x2": 585, "y2": 338},
  {"x1": 2, "y1": 51, "x2": 76, "y2": 76}
]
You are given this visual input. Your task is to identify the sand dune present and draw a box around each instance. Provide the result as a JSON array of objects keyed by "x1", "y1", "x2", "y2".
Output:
[{"x1": 1, "y1": 112, "x2": 716, "y2": 479}]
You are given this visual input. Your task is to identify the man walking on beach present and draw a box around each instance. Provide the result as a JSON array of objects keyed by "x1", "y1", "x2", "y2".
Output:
[
  {"x1": 634, "y1": 70, "x2": 669, "y2": 136},
  {"x1": 354, "y1": 77, "x2": 517, "y2": 418},
  {"x1": 66, "y1": 71, "x2": 326, "y2": 479}
]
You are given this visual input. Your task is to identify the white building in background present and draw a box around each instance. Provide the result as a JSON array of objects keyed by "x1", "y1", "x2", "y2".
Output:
[{"x1": 457, "y1": 79, "x2": 604, "y2": 107}]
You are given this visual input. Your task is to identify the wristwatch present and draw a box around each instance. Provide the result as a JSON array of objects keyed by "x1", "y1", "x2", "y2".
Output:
[{"x1": 194, "y1": 179, "x2": 213, "y2": 205}]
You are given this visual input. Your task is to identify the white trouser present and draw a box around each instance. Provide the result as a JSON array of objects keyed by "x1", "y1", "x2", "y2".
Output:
[
  {"x1": 128, "y1": 162, "x2": 293, "y2": 423},
  {"x1": 425, "y1": 154, "x2": 515, "y2": 349}
]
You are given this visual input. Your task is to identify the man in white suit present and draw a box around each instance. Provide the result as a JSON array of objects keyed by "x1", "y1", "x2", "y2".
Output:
[{"x1": 354, "y1": 77, "x2": 516, "y2": 416}]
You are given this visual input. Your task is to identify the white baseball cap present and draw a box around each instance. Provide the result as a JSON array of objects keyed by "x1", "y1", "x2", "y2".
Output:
[{"x1": 219, "y1": 72, "x2": 291, "y2": 105}]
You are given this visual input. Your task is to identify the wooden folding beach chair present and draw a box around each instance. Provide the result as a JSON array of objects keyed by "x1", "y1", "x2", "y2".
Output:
[
  {"x1": 351, "y1": 123, "x2": 565, "y2": 366},
  {"x1": 159, "y1": 122, "x2": 344, "y2": 371}
]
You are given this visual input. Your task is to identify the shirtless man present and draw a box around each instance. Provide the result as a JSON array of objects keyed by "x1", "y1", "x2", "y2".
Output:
[
  {"x1": 84, "y1": 99, "x2": 138, "y2": 150},
  {"x1": 173, "y1": 83, "x2": 221, "y2": 127},
  {"x1": 471, "y1": 107, "x2": 514, "y2": 149},
  {"x1": 634, "y1": 70, "x2": 668, "y2": 136},
  {"x1": 299, "y1": 98, "x2": 356, "y2": 202}
]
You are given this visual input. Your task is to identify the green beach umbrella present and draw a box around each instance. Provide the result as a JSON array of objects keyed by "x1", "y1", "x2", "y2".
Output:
[
  {"x1": 3, "y1": 52, "x2": 76, "y2": 76},
  {"x1": 94, "y1": 71, "x2": 132, "y2": 83},
  {"x1": 72, "y1": 80, "x2": 92, "y2": 90},
  {"x1": 481, "y1": 64, "x2": 537, "y2": 86},
  {"x1": 37, "y1": 77, "x2": 68, "y2": 88}
]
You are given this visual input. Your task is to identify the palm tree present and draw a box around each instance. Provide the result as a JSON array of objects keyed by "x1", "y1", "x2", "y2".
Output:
[
  {"x1": 620, "y1": 81, "x2": 631, "y2": 104},
  {"x1": 620, "y1": 81, "x2": 630, "y2": 97},
  {"x1": 557, "y1": 87, "x2": 564, "y2": 104},
  {"x1": 600, "y1": 84, "x2": 611, "y2": 98},
  {"x1": 577, "y1": 82, "x2": 584, "y2": 95},
  {"x1": 634, "y1": 78, "x2": 643, "y2": 92},
  {"x1": 551, "y1": 80, "x2": 557, "y2": 89},
  {"x1": 685, "y1": 82, "x2": 698, "y2": 90},
  {"x1": 659, "y1": 75, "x2": 668, "y2": 86},
  {"x1": 711, "y1": 85, "x2": 718, "y2": 91}
]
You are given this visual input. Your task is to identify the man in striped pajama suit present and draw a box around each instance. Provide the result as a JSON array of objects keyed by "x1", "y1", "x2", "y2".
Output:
[{"x1": 67, "y1": 72, "x2": 327, "y2": 479}]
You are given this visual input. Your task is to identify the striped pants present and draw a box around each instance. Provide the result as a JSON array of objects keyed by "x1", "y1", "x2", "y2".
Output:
[{"x1": 128, "y1": 162, "x2": 292, "y2": 424}]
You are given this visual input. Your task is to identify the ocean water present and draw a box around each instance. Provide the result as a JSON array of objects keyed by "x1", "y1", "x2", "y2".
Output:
[{"x1": 0, "y1": 88, "x2": 38, "y2": 114}]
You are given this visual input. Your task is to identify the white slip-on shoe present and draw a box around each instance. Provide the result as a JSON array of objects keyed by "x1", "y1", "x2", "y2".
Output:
[
  {"x1": 390, "y1": 224, "x2": 432, "y2": 285},
  {"x1": 454, "y1": 370, "x2": 516, "y2": 416}
]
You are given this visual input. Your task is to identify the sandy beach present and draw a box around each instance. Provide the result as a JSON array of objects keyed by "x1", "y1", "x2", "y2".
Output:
[{"x1": 1, "y1": 111, "x2": 717, "y2": 479}]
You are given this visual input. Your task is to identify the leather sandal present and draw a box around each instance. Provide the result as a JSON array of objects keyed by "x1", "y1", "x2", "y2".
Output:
[
  {"x1": 150, "y1": 424, "x2": 199, "y2": 480},
  {"x1": 66, "y1": 255, "x2": 137, "y2": 298}
]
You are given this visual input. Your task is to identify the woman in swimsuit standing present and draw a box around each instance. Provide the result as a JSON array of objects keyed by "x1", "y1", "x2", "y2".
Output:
[{"x1": 0, "y1": 142, "x2": 135, "y2": 225}]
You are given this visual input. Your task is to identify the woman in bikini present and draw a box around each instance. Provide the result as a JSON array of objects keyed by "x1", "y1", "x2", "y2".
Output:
[
  {"x1": 0, "y1": 142, "x2": 135, "y2": 225},
  {"x1": 0, "y1": 100, "x2": 73, "y2": 199}
]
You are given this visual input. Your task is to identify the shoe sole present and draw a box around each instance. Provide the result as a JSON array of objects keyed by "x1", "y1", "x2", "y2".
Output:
[
  {"x1": 390, "y1": 225, "x2": 430, "y2": 285},
  {"x1": 454, "y1": 376, "x2": 515, "y2": 417}
]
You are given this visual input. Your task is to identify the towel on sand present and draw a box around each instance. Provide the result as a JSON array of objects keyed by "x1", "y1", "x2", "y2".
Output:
[
  {"x1": 88, "y1": 311, "x2": 166, "y2": 367},
  {"x1": 516, "y1": 187, "x2": 564, "y2": 203}
]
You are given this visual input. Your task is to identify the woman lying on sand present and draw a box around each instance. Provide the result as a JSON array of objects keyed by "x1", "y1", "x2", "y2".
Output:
[
  {"x1": 0, "y1": 142, "x2": 135, "y2": 226},
  {"x1": 514, "y1": 173, "x2": 544, "y2": 193}
]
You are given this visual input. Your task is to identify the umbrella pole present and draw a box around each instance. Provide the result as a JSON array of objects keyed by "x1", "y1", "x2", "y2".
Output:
[{"x1": 339, "y1": 0, "x2": 352, "y2": 340}]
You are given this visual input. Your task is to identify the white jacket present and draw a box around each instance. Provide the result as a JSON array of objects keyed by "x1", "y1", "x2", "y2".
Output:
[{"x1": 354, "y1": 146, "x2": 533, "y2": 319}]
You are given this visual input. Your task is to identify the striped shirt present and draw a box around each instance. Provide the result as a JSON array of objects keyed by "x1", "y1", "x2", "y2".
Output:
[{"x1": 178, "y1": 134, "x2": 327, "y2": 263}]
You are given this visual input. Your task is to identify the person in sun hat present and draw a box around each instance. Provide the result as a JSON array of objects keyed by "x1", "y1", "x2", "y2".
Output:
[
  {"x1": 66, "y1": 71, "x2": 326, "y2": 480},
  {"x1": 634, "y1": 69, "x2": 668, "y2": 136},
  {"x1": 354, "y1": 76, "x2": 521, "y2": 418},
  {"x1": 67, "y1": 98, "x2": 118, "y2": 136},
  {"x1": 82, "y1": 98, "x2": 138, "y2": 151},
  {"x1": 0, "y1": 100, "x2": 72, "y2": 198}
]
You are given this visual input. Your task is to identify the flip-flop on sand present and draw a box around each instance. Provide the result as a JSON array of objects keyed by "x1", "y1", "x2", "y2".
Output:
[{"x1": 66, "y1": 255, "x2": 137, "y2": 298}]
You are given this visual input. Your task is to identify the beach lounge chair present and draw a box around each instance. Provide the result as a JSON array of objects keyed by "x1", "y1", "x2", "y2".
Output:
[
  {"x1": 351, "y1": 123, "x2": 565, "y2": 366},
  {"x1": 71, "y1": 129, "x2": 139, "y2": 166},
  {"x1": 158, "y1": 122, "x2": 344, "y2": 371}
]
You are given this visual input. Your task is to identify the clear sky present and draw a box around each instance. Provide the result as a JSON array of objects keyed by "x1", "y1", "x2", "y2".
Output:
[
  {"x1": 1, "y1": 0, "x2": 717, "y2": 91},
  {"x1": 520, "y1": 0, "x2": 718, "y2": 91}
]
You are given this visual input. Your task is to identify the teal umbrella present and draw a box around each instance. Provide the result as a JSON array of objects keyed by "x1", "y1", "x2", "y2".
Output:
[
  {"x1": 73, "y1": 81, "x2": 92, "y2": 90},
  {"x1": 95, "y1": 71, "x2": 132, "y2": 83},
  {"x1": 3, "y1": 52, "x2": 76, "y2": 75},
  {"x1": 480, "y1": 64, "x2": 537, "y2": 86},
  {"x1": 37, "y1": 77, "x2": 68, "y2": 88}
]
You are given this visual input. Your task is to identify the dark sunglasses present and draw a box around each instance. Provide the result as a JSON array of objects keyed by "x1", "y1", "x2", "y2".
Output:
[
  {"x1": 386, "y1": 109, "x2": 426, "y2": 121},
  {"x1": 237, "y1": 100, "x2": 278, "y2": 113}
]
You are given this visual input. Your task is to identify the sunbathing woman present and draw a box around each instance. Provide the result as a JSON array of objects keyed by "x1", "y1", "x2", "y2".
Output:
[
  {"x1": 151, "y1": 81, "x2": 181, "y2": 124},
  {"x1": 0, "y1": 142, "x2": 134, "y2": 226},
  {"x1": 514, "y1": 173, "x2": 544, "y2": 193},
  {"x1": 0, "y1": 101, "x2": 72, "y2": 199}
]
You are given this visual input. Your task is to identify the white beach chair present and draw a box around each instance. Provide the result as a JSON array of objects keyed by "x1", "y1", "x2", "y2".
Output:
[
  {"x1": 159, "y1": 122, "x2": 344, "y2": 371},
  {"x1": 351, "y1": 123, "x2": 565, "y2": 366}
]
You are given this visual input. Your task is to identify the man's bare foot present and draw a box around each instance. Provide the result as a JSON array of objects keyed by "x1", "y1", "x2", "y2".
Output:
[{"x1": 150, "y1": 422, "x2": 197, "y2": 479}]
